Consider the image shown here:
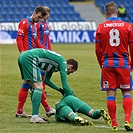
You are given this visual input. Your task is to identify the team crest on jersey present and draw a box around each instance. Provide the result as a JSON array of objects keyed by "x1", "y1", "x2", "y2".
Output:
[
  {"x1": 23, "y1": 21, "x2": 26, "y2": 24},
  {"x1": 103, "y1": 81, "x2": 109, "y2": 88}
]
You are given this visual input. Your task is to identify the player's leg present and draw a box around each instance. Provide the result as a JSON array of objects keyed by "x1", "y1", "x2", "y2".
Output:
[
  {"x1": 30, "y1": 68, "x2": 48, "y2": 124},
  {"x1": 119, "y1": 68, "x2": 133, "y2": 131},
  {"x1": 18, "y1": 56, "x2": 47, "y2": 123},
  {"x1": 106, "y1": 90, "x2": 117, "y2": 129},
  {"x1": 77, "y1": 103, "x2": 111, "y2": 124},
  {"x1": 30, "y1": 82, "x2": 47, "y2": 124},
  {"x1": 40, "y1": 69, "x2": 46, "y2": 91},
  {"x1": 77, "y1": 104, "x2": 101, "y2": 119},
  {"x1": 16, "y1": 57, "x2": 32, "y2": 117},
  {"x1": 16, "y1": 81, "x2": 31, "y2": 117},
  {"x1": 122, "y1": 91, "x2": 133, "y2": 131},
  {"x1": 57, "y1": 106, "x2": 93, "y2": 126},
  {"x1": 40, "y1": 69, "x2": 55, "y2": 116},
  {"x1": 41, "y1": 91, "x2": 55, "y2": 117},
  {"x1": 102, "y1": 68, "x2": 118, "y2": 130}
]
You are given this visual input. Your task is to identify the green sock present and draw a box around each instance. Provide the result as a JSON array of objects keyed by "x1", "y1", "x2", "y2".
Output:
[
  {"x1": 69, "y1": 113, "x2": 78, "y2": 121},
  {"x1": 31, "y1": 88, "x2": 42, "y2": 115},
  {"x1": 91, "y1": 109, "x2": 101, "y2": 119},
  {"x1": 59, "y1": 106, "x2": 78, "y2": 122}
]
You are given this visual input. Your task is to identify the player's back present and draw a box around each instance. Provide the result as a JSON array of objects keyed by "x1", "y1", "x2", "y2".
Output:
[
  {"x1": 21, "y1": 48, "x2": 65, "y2": 72},
  {"x1": 96, "y1": 18, "x2": 132, "y2": 67}
]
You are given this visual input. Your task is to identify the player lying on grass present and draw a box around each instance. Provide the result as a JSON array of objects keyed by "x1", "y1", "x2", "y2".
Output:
[{"x1": 54, "y1": 95, "x2": 111, "y2": 126}]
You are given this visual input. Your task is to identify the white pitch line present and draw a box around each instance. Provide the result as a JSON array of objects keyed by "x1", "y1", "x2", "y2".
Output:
[{"x1": 94, "y1": 125, "x2": 125, "y2": 130}]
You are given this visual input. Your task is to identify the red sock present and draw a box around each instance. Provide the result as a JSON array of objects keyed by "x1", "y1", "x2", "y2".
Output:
[
  {"x1": 41, "y1": 91, "x2": 50, "y2": 112},
  {"x1": 107, "y1": 96, "x2": 118, "y2": 127},
  {"x1": 41, "y1": 75, "x2": 46, "y2": 91},
  {"x1": 17, "y1": 88, "x2": 28, "y2": 114},
  {"x1": 43, "y1": 82, "x2": 46, "y2": 91},
  {"x1": 122, "y1": 94, "x2": 132, "y2": 123}
]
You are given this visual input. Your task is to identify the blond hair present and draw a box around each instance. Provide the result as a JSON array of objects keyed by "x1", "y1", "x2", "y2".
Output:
[{"x1": 104, "y1": 1, "x2": 117, "y2": 15}]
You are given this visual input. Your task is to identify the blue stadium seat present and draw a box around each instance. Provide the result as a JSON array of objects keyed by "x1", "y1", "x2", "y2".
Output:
[
  {"x1": 123, "y1": 17, "x2": 131, "y2": 22},
  {"x1": 0, "y1": 0, "x2": 84, "y2": 22}
]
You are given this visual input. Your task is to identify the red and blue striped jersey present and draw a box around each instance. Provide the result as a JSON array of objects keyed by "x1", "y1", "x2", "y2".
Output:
[
  {"x1": 16, "y1": 16, "x2": 43, "y2": 52},
  {"x1": 95, "y1": 17, "x2": 133, "y2": 68},
  {"x1": 36, "y1": 20, "x2": 52, "y2": 50}
]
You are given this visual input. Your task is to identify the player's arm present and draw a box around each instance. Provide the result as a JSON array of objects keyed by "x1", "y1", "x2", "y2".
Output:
[
  {"x1": 129, "y1": 27, "x2": 133, "y2": 70},
  {"x1": 44, "y1": 71, "x2": 61, "y2": 91},
  {"x1": 59, "y1": 64, "x2": 74, "y2": 96},
  {"x1": 16, "y1": 36, "x2": 24, "y2": 53},
  {"x1": 16, "y1": 20, "x2": 27, "y2": 53},
  {"x1": 95, "y1": 27, "x2": 102, "y2": 68}
]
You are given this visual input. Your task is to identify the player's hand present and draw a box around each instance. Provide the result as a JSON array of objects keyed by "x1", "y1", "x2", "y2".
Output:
[{"x1": 59, "y1": 88, "x2": 65, "y2": 95}]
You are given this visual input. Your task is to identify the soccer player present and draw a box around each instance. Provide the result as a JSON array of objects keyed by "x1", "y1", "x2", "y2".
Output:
[
  {"x1": 16, "y1": 6, "x2": 46, "y2": 53},
  {"x1": 55, "y1": 95, "x2": 111, "y2": 126},
  {"x1": 16, "y1": 6, "x2": 54, "y2": 118},
  {"x1": 36, "y1": 6, "x2": 52, "y2": 50},
  {"x1": 95, "y1": 1, "x2": 133, "y2": 131},
  {"x1": 35, "y1": 6, "x2": 56, "y2": 116},
  {"x1": 17, "y1": 48, "x2": 78, "y2": 123},
  {"x1": 36, "y1": 6, "x2": 52, "y2": 93}
]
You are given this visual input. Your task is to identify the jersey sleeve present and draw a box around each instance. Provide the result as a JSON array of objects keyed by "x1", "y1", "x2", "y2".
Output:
[
  {"x1": 44, "y1": 71, "x2": 61, "y2": 91},
  {"x1": 59, "y1": 62, "x2": 74, "y2": 96},
  {"x1": 95, "y1": 26, "x2": 102, "y2": 67},
  {"x1": 128, "y1": 26, "x2": 133, "y2": 69},
  {"x1": 16, "y1": 19, "x2": 27, "y2": 52}
]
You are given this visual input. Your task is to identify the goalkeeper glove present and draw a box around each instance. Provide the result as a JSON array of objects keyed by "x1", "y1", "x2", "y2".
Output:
[{"x1": 59, "y1": 88, "x2": 65, "y2": 95}]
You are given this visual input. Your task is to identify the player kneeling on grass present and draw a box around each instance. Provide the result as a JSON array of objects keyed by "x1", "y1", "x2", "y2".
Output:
[{"x1": 54, "y1": 95, "x2": 111, "y2": 126}]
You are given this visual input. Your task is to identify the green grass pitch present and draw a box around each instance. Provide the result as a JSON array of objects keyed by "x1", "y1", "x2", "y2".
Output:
[{"x1": 0, "y1": 43, "x2": 132, "y2": 133}]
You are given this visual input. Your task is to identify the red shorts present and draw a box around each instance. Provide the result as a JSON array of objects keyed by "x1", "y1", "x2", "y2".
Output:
[{"x1": 101, "y1": 67, "x2": 133, "y2": 91}]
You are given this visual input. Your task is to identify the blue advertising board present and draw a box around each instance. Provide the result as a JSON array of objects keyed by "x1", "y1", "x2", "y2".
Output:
[
  {"x1": 0, "y1": 30, "x2": 95, "y2": 44},
  {"x1": 0, "y1": 21, "x2": 96, "y2": 44}
]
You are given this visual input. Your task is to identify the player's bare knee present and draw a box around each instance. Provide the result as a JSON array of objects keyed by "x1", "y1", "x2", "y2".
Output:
[{"x1": 88, "y1": 109, "x2": 94, "y2": 116}]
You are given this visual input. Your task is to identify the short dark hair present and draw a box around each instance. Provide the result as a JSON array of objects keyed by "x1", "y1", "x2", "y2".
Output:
[
  {"x1": 67, "y1": 59, "x2": 78, "y2": 70},
  {"x1": 34, "y1": 6, "x2": 46, "y2": 17}
]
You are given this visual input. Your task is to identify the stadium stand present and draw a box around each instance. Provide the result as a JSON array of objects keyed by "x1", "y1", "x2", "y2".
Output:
[
  {"x1": 94, "y1": 0, "x2": 133, "y2": 23},
  {"x1": 0, "y1": 0, "x2": 85, "y2": 22},
  {"x1": 0, "y1": 0, "x2": 132, "y2": 23}
]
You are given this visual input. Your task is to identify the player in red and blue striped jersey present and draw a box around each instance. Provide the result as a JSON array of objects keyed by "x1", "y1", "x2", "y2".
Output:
[
  {"x1": 36, "y1": 6, "x2": 52, "y2": 50},
  {"x1": 16, "y1": 6, "x2": 46, "y2": 53},
  {"x1": 16, "y1": 6, "x2": 54, "y2": 118},
  {"x1": 95, "y1": 2, "x2": 133, "y2": 131}
]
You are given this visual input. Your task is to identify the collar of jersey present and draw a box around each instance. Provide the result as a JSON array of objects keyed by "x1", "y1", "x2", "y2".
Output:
[
  {"x1": 107, "y1": 17, "x2": 121, "y2": 20},
  {"x1": 27, "y1": 16, "x2": 33, "y2": 23}
]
